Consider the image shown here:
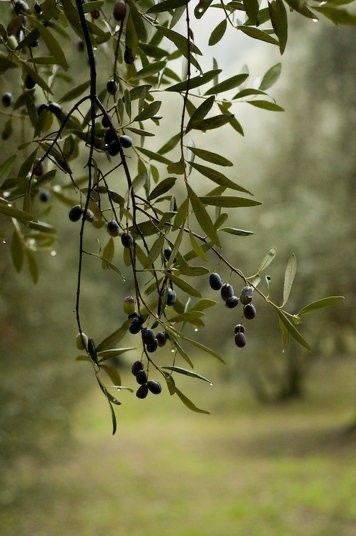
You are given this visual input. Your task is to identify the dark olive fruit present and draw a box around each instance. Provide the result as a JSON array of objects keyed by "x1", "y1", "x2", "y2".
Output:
[
  {"x1": 2, "y1": 93, "x2": 13, "y2": 107},
  {"x1": 166, "y1": 288, "x2": 176, "y2": 306},
  {"x1": 84, "y1": 209, "x2": 95, "y2": 222},
  {"x1": 107, "y1": 219, "x2": 120, "y2": 237},
  {"x1": 69, "y1": 205, "x2": 82, "y2": 222},
  {"x1": 107, "y1": 139, "x2": 120, "y2": 156},
  {"x1": 129, "y1": 318, "x2": 143, "y2": 334},
  {"x1": 77, "y1": 40, "x2": 85, "y2": 52},
  {"x1": 113, "y1": 0, "x2": 127, "y2": 21},
  {"x1": 14, "y1": 0, "x2": 29, "y2": 15},
  {"x1": 226, "y1": 296, "x2": 239, "y2": 309},
  {"x1": 101, "y1": 115, "x2": 111, "y2": 128},
  {"x1": 131, "y1": 360, "x2": 143, "y2": 376},
  {"x1": 25, "y1": 74, "x2": 36, "y2": 90},
  {"x1": 124, "y1": 46, "x2": 135, "y2": 65},
  {"x1": 128, "y1": 311, "x2": 140, "y2": 320},
  {"x1": 221, "y1": 283, "x2": 234, "y2": 301},
  {"x1": 209, "y1": 272, "x2": 222, "y2": 291},
  {"x1": 91, "y1": 9, "x2": 100, "y2": 19},
  {"x1": 37, "y1": 103, "x2": 48, "y2": 115},
  {"x1": 156, "y1": 332, "x2": 167, "y2": 347},
  {"x1": 136, "y1": 384, "x2": 148, "y2": 399},
  {"x1": 243, "y1": 303, "x2": 256, "y2": 320},
  {"x1": 136, "y1": 370, "x2": 148, "y2": 385},
  {"x1": 34, "y1": 2, "x2": 42, "y2": 14},
  {"x1": 146, "y1": 339, "x2": 158, "y2": 353},
  {"x1": 104, "y1": 128, "x2": 118, "y2": 145},
  {"x1": 234, "y1": 324, "x2": 245, "y2": 334},
  {"x1": 48, "y1": 102, "x2": 62, "y2": 116},
  {"x1": 119, "y1": 135, "x2": 133, "y2": 148},
  {"x1": 33, "y1": 158, "x2": 43, "y2": 177},
  {"x1": 240, "y1": 286, "x2": 254, "y2": 305},
  {"x1": 106, "y1": 79, "x2": 118, "y2": 95},
  {"x1": 235, "y1": 332, "x2": 246, "y2": 348},
  {"x1": 39, "y1": 191, "x2": 50, "y2": 202},
  {"x1": 121, "y1": 232, "x2": 133, "y2": 248},
  {"x1": 141, "y1": 328, "x2": 155, "y2": 345},
  {"x1": 163, "y1": 247, "x2": 172, "y2": 261},
  {"x1": 147, "y1": 380, "x2": 162, "y2": 395}
]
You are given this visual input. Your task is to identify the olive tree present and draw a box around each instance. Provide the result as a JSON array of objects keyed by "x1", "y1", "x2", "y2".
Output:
[{"x1": 0, "y1": 0, "x2": 353, "y2": 433}]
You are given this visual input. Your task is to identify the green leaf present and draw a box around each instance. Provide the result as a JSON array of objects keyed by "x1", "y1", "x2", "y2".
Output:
[
  {"x1": 27, "y1": 221, "x2": 56, "y2": 234},
  {"x1": 166, "y1": 69, "x2": 221, "y2": 92},
  {"x1": 101, "y1": 237, "x2": 115, "y2": 270},
  {"x1": 190, "y1": 162, "x2": 252, "y2": 195},
  {"x1": 187, "y1": 184, "x2": 220, "y2": 246},
  {"x1": 158, "y1": 25, "x2": 202, "y2": 56},
  {"x1": 220, "y1": 227, "x2": 254, "y2": 236},
  {"x1": 205, "y1": 74, "x2": 249, "y2": 95},
  {"x1": 145, "y1": 236, "x2": 164, "y2": 267},
  {"x1": 182, "y1": 335, "x2": 225, "y2": 364},
  {"x1": 248, "y1": 100, "x2": 284, "y2": 111},
  {"x1": 199, "y1": 196, "x2": 261, "y2": 208},
  {"x1": 259, "y1": 63, "x2": 282, "y2": 91},
  {"x1": 59, "y1": 80, "x2": 90, "y2": 103},
  {"x1": 98, "y1": 347, "x2": 136, "y2": 361},
  {"x1": 134, "y1": 101, "x2": 162, "y2": 122},
  {"x1": 136, "y1": 147, "x2": 172, "y2": 165},
  {"x1": 148, "y1": 177, "x2": 177, "y2": 200},
  {"x1": 190, "y1": 114, "x2": 232, "y2": 132},
  {"x1": 29, "y1": 17, "x2": 68, "y2": 69},
  {"x1": 239, "y1": 26, "x2": 279, "y2": 45},
  {"x1": 276, "y1": 309, "x2": 311, "y2": 351},
  {"x1": 313, "y1": 6, "x2": 356, "y2": 24},
  {"x1": 243, "y1": 0, "x2": 260, "y2": 24},
  {"x1": 257, "y1": 247, "x2": 277, "y2": 273},
  {"x1": 108, "y1": 400, "x2": 118, "y2": 435},
  {"x1": 168, "y1": 273, "x2": 202, "y2": 297},
  {"x1": 174, "y1": 386, "x2": 210, "y2": 414},
  {"x1": 269, "y1": 0, "x2": 288, "y2": 54},
  {"x1": 11, "y1": 231, "x2": 24, "y2": 272},
  {"x1": 282, "y1": 252, "x2": 297, "y2": 307},
  {"x1": 133, "y1": 61, "x2": 166, "y2": 80},
  {"x1": 186, "y1": 96, "x2": 215, "y2": 132},
  {"x1": 162, "y1": 366, "x2": 213, "y2": 384},
  {"x1": 190, "y1": 299, "x2": 217, "y2": 311},
  {"x1": 299, "y1": 296, "x2": 345, "y2": 316},
  {"x1": 148, "y1": 0, "x2": 187, "y2": 14},
  {"x1": 187, "y1": 147, "x2": 233, "y2": 167},
  {"x1": 0, "y1": 155, "x2": 16, "y2": 184},
  {"x1": 26, "y1": 250, "x2": 39, "y2": 284},
  {"x1": 97, "y1": 320, "x2": 130, "y2": 352},
  {"x1": 158, "y1": 133, "x2": 181, "y2": 154},
  {"x1": 208, "y1": 19, "x2": 227, "y2": 46},
  {"x1": 0, "y1": 203, "x2": 33, "y2": 222}
]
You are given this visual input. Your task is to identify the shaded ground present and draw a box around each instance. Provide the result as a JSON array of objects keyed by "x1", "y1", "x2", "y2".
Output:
[{"x1": 1, "y1": 357, "x2": 355, "y2": 536}]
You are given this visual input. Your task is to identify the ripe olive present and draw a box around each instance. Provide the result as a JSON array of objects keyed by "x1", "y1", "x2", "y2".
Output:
[
  {"x1": 39, "y1": 191, "x2": 50, "y2": 202},
  {"x1": 166, "y1": 288, "x2": 176, "y2": 306},
  {"x1": 121, "y1": 232, "x2": 133, "y2": 248},
  {"x1": 243, "y1": 303, "x2": 256, "y2": 320},
  {"x1": 107, "y1": 139, "x2": 120, "y2": 156},
  {"x1": 156, "y1": 332, "x2": 167, "y2": 347},
  {"x1": 129, "y1": 318, "x2": 143, "y2": 334},
  {"x1": 225, "y1": 296, "x2": 239, "y2": 308},
  {"x1": 69, "y1": 205, "x2": 82, "y2": 222},
  {"x1": 141, "y1": 328, "x2": 155, "y2": 345},
  {"x1": 146, "y1": 338, "x2": 158, "y2": 353},
  {"x1": 106, "y1": 79, "x2": 118, "y2": 95},
  {"x1": 113, "y1": 1, "x2": 127, "y2": 22},
  {"x1": 163, "y1": 247, "x2": 172, "y2": 261},
  {"x1": 136, "y1": 384, "x2": 148, "y2": 399},
  {"x1": 234, "y1": 324, "x2": 245, "y2": 334},
  {"x1": 209, "y1": 272, "x2": 222, "y2": 291},
  {"x1": 25, "y1": 74, "x2": 36, "y2": 90},
  {"x1": 136, "y1": 370, "x2": 148, "y2": 385},
  {"x1": 119, "y1": 135, "x2": 133, "y2": 148},
  {"x1": 235, "y1": 332, "x2": 246, "y2": 348},
  {"x1": 147, "y1": 380, "x2": 162, "y2": 395},
  {"x1": 107, "y1": 219, "x2": 120, "y2": 237},
  {"x1": 131, "y1": 360, "x2": 143, "y2": 376},
  {"x1": 240, "y1": 286, "x2": 254, "y2": 305},
  {"x1": 221, "y1": 283, "x2": 234, "y2": 301},
  {"x1": 2, "y1": 93, "x2": 12, "y2": 107}
]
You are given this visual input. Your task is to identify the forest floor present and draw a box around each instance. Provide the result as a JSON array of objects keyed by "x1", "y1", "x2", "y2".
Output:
[{"x1": 2, "y1": 356, "x2": 355, "y2": 536}]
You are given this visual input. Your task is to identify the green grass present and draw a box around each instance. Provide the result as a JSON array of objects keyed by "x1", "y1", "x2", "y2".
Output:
[{"x1": 2, "y1": 357, "x2": 355, "y2": 536}]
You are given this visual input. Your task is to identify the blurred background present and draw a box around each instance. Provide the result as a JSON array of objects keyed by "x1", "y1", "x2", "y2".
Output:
[{"x1": 1, "y1": 10, "x2": 355, "y2": 536}]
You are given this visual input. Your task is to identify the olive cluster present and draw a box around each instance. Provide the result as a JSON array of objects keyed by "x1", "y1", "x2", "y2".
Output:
[
  {"x1": 128, "y1": 312, "x2": 168, "y2": 352},
  {"x1": 131, "y1": 360, "x2": 162, "y2": 399},
  {"x1": 209, "y1": 273, "x2": 256, "y2": 348},
  {"x1": 101, "y1": 115, "x2": 133, "y2": 156}
]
